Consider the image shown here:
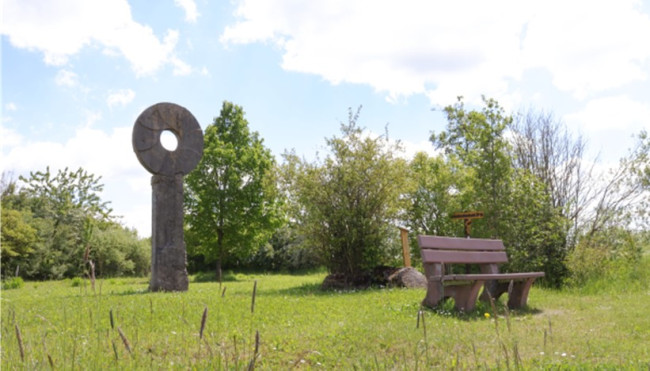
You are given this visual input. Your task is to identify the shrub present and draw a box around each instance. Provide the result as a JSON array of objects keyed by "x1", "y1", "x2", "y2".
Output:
[
  {"x1": 567, "y1": 228, "x2": 646, "y2": 288},
  {"x1": 70, "y1": 277, "x2": 83, "y2": 287},
  {"x1": 2, "y1": 277, "x2": 24, "y2": 290},
  {"x1": 90, "y1": 225, "x2": 150, "y2": 277},
  {"x1": 284, "y1": 108, "x2": 407, "y2": 282}
]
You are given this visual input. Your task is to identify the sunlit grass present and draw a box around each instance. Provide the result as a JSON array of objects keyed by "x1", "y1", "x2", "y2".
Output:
[{"x1": 2, "y1": 266, "x2": 649, "y2": 369}]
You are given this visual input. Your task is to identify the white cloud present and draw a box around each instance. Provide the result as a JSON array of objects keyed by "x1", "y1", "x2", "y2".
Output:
[
  {"x1": 1, "y1": 124, "x2": 152, "y2": 235},
  {"x1": 0, "y1": 126, "x2": 23, "y2": 150},
  {"x1": 5, "y1": 103, "x2": 18, "y2": 111},
  {"x1": 107, "y1": 89, "x2": 136, "y2": 108},
  {"x1": 521, "y1": 0, "x2": 650, "y2": 99},
  {"x1": 171, "y1": 57, "x2": 192, "y2": 76},
  {"x1": 564, "y1": 96, "x2": 650, "y2": 163},
  {"x1": 2, "y1": 0, "x2": 189, "y2": 76},
  {"x1": 221, "y1": 0, "x2": 650, "y2": 104},
  {"x1": 174, "y1": 0, "x2": 200, "y2": 23},
  {"x1": 400, "y1": 139, "x2": 440, "y2": 160},
  {"x1": 566, "y1": 96, "x2": 650, "y2": 132},
  {"x1": 55, "y1": 69, "x2": 79, "y2": 87}
]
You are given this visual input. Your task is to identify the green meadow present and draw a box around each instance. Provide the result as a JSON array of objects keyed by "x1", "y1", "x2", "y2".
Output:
[{"x1": 2, "y1": 266, "x2": 649, "y2": 370}]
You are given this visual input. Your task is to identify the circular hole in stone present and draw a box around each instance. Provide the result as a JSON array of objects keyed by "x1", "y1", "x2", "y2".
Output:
[{"x1": 160, "y1": 130, "x2": 179, "y2": 151}]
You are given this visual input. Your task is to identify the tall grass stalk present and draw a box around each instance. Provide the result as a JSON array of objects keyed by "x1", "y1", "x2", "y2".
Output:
[
  {"x1": 111, "y1": 339, "x2": 119, "y2": 362},
  {"x1": 15, "y1": 324, "x2": 25, "y2": 362},
  {"x1": 247, "y1": 330, "x2": 260, "y2": 371},
  {"x1": 199, "y1": 305, "x2": 208, "y2": 351},
  {"x1": 117, "y1": 327, "x2": 132, "y2": 355},
  {"x1": 42, "y1": 337, "x2": 54, "y2": 369},
  {"x1": 251, "y1": 280, "x2": 257, "y2": 314}
]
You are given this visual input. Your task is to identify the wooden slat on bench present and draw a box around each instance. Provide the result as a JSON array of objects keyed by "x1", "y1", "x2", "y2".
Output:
[
  {"x1": 433, "y1": 272, "x2": 545, "y2": 281},
  {"x1": 421, "y1": 249, "x2": 508, "y2": 264},
  {"x1": 418, "y1": 236, "x2": 505, "y2": 251}
]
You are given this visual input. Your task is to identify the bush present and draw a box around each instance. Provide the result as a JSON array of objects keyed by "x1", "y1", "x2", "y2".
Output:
[
  {"x1": 2, "y1": 277, "x2": 24, "y2": 290},
  {"x1": 567, "y1": 228, "x2": 646, "y2": 288},
  {"x1": 246, "y1": 225, "x2": 321, "y2": 271},
  {"x1": 70, "y1": 277, "x2": 83, "y2": 287},
  {"x1": 565, "y1": 243, "x2": 609, "y2": 287},
  {"x1": 284, "y1": 109, "x2": 407, "y2": 282},
  {"x1": 90, "y1": 225, "x2": 150, "y2": 277}
]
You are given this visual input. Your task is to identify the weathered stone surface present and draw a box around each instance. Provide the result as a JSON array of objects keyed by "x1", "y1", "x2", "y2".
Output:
[
  {"x1": 149, "y1": 174, "x2": 188, "y2": 291},
  {"x1": 132, "y1": 103, "x2": 203, "y2": 177},
  {"x1": 132, "y1": 102, "x2": 203, "y2": 292},
  {"x1": 388, "y1": 267, "x2": 427, "y2": 288}
]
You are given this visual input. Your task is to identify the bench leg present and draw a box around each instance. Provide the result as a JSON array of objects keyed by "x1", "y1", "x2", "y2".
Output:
[
  {"x1": 446, "y1": 281, "x2": 484, "y2": 312},
  {"x1": 479, "y1": 281, "x2": 510, "y2": 302},
  {"x1": 507, "y1": 278, "x2": 536, "y2": 309},
  {"x1": 422, "y1": 263, "x2": 445, "y2": 309},
  {"x1": 422, "y1": 278, "x2": 445, "y2": 308}
]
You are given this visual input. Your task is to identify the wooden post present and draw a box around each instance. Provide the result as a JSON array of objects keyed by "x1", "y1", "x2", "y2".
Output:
[
  {"x1": 451, "y1": 211, "x2": 484, "y2": 238},
  {"x1": 398, "y1": 226, "x2": 411, "y2": 267}
]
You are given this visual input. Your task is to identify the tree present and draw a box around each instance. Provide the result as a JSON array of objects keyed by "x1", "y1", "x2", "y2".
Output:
[
  {"x1": 285, "y1": 107, "x2": 407, "y2": 284},
  {"x1": 431, "y1": 96, "x2": 513, "y2": 238},
  {"x1": 1, "y1": 174, "x2": 38, "y2": 276},
  {"x1": 583, "y1": 130, "x2": 650, "y2": 239},
  {"x1": 430, "y1": 98, "x2": 573, "y2": 286},
  {"x1": 511, "y1": 108, "x2": 593, "y2": 248},
  {"x1": 16, "y1": 167, "x2": 113, "y2": 279},
  {"x1": 404, "y1": 152, "x2": 473, "y2": 238},
  {"x1": 1, "y1": 168, "x2": 118, "y2": 279},
  {"x1": 184, "y1": 101, "x2": 281, "y2": 277},
  {"x1": 90, "y1": 224, "x2": 150, "y2": 277}
]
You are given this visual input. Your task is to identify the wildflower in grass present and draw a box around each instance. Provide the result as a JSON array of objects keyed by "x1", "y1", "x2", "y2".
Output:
[{"x1": 484, "y1": 312, "x2": 490, "y2": 319}]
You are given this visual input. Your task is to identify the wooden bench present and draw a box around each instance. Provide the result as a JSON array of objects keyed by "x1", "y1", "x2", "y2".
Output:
[{"x1": 418, "y1": 235, "x2": 545, "y2": 311}]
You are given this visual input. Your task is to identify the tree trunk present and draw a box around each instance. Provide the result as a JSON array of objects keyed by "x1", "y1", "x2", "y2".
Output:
[{"x1": 215, "y1": 259, "x2": 222, "y2": 283}]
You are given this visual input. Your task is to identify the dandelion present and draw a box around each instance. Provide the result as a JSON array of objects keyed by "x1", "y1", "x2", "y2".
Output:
[{"x1": 484, "y1": 313, "x2": 491, "y2": 319}]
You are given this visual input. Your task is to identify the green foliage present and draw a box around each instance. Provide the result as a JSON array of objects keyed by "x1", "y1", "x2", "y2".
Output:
[
  {"x1": 19, "y1": 167, "x2": 113, "y2": 279},
  {"x1": 70, "y1": 276, "x2": 83, "y2": 287},
  {"x1": 583, "y1": 130, "x2": 650, "y2": 238},
  {"x1": 0, "y1": 208, "x2": 38, "y2": 259},
  {"x1": 427, "y1": 97, "x2": 571, "y2": 286},
  {"x1": 432, "y1": 96, "x2": 513, "y2": 238},
  {"x1": 89, "y1": 225, "x2": 150, "y2": 277},
  {"x1": 185, "y1": 101, "x2": 282, "y2": 274},
  {"x1": 284, "y1": 107, "x2": 407, "y2": 281},
  {"x1": 1, "y1": 168, "x2": 146, "y2": 280},
  {"x1": 511, "y1": 109, "x2": 588, "y2": 250},
  {"x1": 500, "y1": 171, "x2": 569, "y2": 287},
  {"x1": 247, "y1": 224, "x2": 320, "y2": 271},
  {"x1": 1, "y1": 277, "x2": 24, "y2": 290},
  {"x1": 404, "y1": 152, "x2": 472, "y2": 253},
  {"x1": 567, "y1": 227, "x2": 646, "y2": 288}
]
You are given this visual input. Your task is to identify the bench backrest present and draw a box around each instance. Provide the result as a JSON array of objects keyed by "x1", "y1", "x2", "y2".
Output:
[{"x1": 418, "y1": 235, "x2": 508, "y2": 264}]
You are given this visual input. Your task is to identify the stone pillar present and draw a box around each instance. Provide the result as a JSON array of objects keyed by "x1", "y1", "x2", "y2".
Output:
[
  {"x1": 132, "y1": 102, "x2": 203, "y2": 292},
  {"x1": 150, "y1": 174, "x2": 188, "y2": 291}
]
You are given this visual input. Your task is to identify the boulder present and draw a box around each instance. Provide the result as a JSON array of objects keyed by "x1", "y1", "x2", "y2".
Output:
[{"x1": 388, "y1": 267, "x2": 427, "y2": 288}]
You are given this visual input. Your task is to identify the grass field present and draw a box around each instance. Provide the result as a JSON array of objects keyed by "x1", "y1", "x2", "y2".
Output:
[{"x1": 2, "y1": 266, "x2": 649, "y2": 370}]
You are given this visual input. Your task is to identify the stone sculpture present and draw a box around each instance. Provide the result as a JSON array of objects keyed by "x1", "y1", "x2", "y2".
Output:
[{"x1": 132, "y1": 102, "x2": 204, "y2": 291}]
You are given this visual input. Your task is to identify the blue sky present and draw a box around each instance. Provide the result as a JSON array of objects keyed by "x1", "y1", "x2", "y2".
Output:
[{"x1": 2, "y1": 0, "x2": 650, "y2": 237}]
